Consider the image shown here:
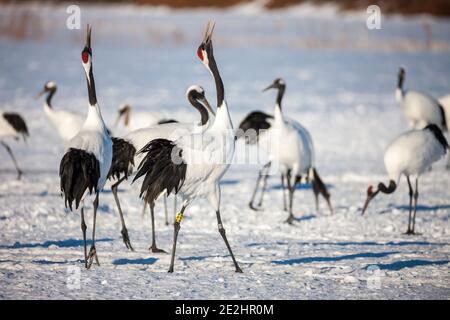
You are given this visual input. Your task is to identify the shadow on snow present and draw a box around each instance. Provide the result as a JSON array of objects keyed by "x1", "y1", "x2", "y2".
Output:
[{"x1": 0, "y1": 238, "x2": 114, "y2": 249}]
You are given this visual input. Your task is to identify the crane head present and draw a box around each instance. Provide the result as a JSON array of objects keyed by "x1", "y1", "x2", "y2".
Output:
[{"x1": 197, "y1": 20, "x2": 215, "y2": 69}]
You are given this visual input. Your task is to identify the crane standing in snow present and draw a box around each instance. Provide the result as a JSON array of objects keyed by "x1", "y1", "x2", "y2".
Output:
[
  {"x1": 108, "y1": 85, "x2": 215, "y2": 252},
  {"x1": 238, "y1": 78, "x2": 332, "y2": 222},
  {"x1": 59, "y1": 26, "x2": 112, "y2": 268},
  {"x1": 0, "y1": 111, "x2": 29, "y2": 179},
  {"x1": 362, "y1": 124, "x2": 448, "y2": 234},
  {"x1": 134, "y1": 21, "x2": 242, "y2": 273}
]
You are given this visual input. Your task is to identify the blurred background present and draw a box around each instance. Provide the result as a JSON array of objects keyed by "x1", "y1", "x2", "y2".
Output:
[{"x1": 0, "y1": 0, "x2": 449, "y2": 174}]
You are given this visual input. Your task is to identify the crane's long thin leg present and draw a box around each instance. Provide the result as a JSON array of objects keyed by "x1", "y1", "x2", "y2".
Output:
[
  {"x1": 87, "y1": 194, "x2": 100, "y2": 269},
  {"x1": 141, "y1": 201, "x2": 147, "y2": 219},
  {"x1": 163, "y1": 196, "x2": 169, "y2": 226},
  {"x1": 1, "y1": 142, "x2": 23, "y2": 180},
  {"x1": 149, "y1": 201, "x2": 166, "y2": 253},
  {"x1": 281, "y1": 174, "x2": 287, "y2": 211},
  {"x1": 286, "y1": 171, "x2": 297, "y2": 224},
  {"x1": 249, "y1": 168, "x2": 263, "y2": 211},
  {"x1": 111, "y1": 176, "x2": 133, "y2": 251},
  {"x1": 411, "y1": 178, "x2": 419, "y2": 235},
  {"x1": 405, "y1": 176, "x2": 414, "y2": 234},
  {"x1": 80, "y1": 206, "x2": 88, "y2": 269},
  {"x1": 312, "y1": 178, "x2": 320, "y2": 212},
  {"x1": 168, "y1": 205, "x2": 187, "y2": 273},
  {"x1": 173, "y1": 196, "x2": 177, "y2": 225},
  {"x1": 257, "y1": 162, "x2": 272, "y2": 207},
  {"x1": 216, "y1": 209, "x2": 243, "y2": 273}
]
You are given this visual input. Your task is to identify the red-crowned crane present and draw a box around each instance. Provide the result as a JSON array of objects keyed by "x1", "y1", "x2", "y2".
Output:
[
  {"x1": 36, "y1": 81, "x2": 85, "y2": 143},
  {"x1": 134, "y1": 21, "x2": 243, "y2": 273},
  {"x1": 59, "y1": 26, "x2": 112, "y2": 268},
  {"x1": 114, "y1": 104, "x2": 171, "y2": 132},
  {"x1": 362, "y1": 124, "x2": 448, "y2": 234},
  {"x1": 107, "y1": 85, "x2": 215, "y2": 252},
  {"x1": 0, "y1": 111, "x2": 29, "y2": 179},
  {"x1": 238, "y1": 78, "x2": 332, "y2": 223}
]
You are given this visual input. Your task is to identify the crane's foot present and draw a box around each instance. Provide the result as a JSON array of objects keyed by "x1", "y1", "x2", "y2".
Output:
[
  {"x1": 404, "y1": 229, "x2": 421, "y2": 236},
  {"x1": 86, "y1": 245, "x2": 100, "y2": 269},
  {"x1": 17, "y1": 170, "x2": 23, "y2": 180},
  {"x1": 121, "y1": 228, "x2": 134, "y2": 251},
  {"x1": 149, "y1": 244, "x2": 167, "y2": 253},
  {"x1": 285, "y1": 214, "x2": 295, "y2": 225},
  {"x1": 248, "y1": 202, "x2": 261, "y2": 211}
]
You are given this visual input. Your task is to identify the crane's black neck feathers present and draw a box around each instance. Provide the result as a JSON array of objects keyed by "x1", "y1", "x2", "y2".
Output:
[
  {"x1": 425, "y1": 124, "x2": 449, "y2": 151},
  {"x1": 188, "y1": 91, "x2": 208, "y2": 126},
  {"x1": 378, "y1": 180, "x2": 397, "y2": 194},
  {"x1": 276, "y1": 85, "x2": 285, "y2": 109},
  {"x1": 86, "y1": 66, "x2": 97, "y2": 106},
  {"x1": 46, "y1": 87, "x2": 56, "y2": 108},
  {"x1": 208, "y1": 56, "x2": 224, "y2": 108},
  {"x1": 2, "y1": 113, "x2": 29, "y2": 140}
]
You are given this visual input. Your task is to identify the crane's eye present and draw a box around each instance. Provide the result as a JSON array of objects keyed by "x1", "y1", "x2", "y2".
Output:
[{"x1": 82, "y1": 51, "x2": 89, "y2": 63}]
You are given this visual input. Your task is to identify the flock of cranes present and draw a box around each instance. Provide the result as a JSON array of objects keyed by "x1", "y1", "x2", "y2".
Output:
[{"x1": 0, "y1": 21, "x2": 449, "y2": 273}]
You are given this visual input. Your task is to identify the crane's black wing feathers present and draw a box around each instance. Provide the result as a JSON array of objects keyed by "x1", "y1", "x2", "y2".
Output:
[
  {"x1": 59, "y1": 148, "x2": 100, "y2": 210},
  {"x1": 425, "y1": 124, "x2": 449, "y2": 152},
  {"x1": 438, "y1": 104, "x2": 447, "y2": 131},
  {"x1": 133, "y1": 138, "x2": 186, "y2": 203},
  {"x1": 237, "y1": 111, "x2": 273, "y2": 144},
  {"x1": 3, "y1": 112, "x2": 29, "y2": 140},
  {"x1": 108, "y1": 137, "x2": 136, "y2": 180}
]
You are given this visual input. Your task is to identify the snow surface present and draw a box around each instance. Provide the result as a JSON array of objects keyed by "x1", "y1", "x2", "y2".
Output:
[{"x1": 0, "y1": 4, "x2": 450, "y2": 299}]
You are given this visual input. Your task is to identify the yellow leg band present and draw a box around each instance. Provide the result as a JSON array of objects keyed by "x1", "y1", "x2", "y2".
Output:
[{"x1": 176, "y1": 212, "x2": 184, "y2": 224}]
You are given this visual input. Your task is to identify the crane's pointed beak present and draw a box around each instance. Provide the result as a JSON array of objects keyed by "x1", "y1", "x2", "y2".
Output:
[
  {"x1": 361, "y1": 190, "x2": 379, "y2": 215},
  {"x1": 35, "y1": 89, "x2": 46, "y2": 100},
  {"x1": 86, "y1": 24, "x2": 92, "y2": 49},
  {"x1": 202, "y1": 19, "x2": 215, "y2": 44},
  {"x1": 200, "y1": 96, "x2": 215, "y2": 117},
  {"x1": 263, "y1": 83, "x2": 276, "y2": 92}
]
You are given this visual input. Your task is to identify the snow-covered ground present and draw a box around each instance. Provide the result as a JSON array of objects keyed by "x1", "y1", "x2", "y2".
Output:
[{"x1": 0, "y1": 4, "x2": 450, "y2": 299}]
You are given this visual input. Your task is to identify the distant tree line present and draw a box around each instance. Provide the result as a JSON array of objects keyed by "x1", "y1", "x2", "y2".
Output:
[{"x1": 1, "y1": 0, "x2": 449, "y2": 17}]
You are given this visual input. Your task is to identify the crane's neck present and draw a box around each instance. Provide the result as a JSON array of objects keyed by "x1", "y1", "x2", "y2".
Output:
[
  {"x1": 378, "y1": 180, "x2": 397, "y2": 194},
  {"x1": 82, "y1": 64, "x2": 106, "y2": 133},
  {"x1": 44, "y1": 87, "x2": 57, "y2": 110},
  {"x1": 208, "y1": 56, "x2": 232, "y2": 131},
  {"x1": 188, "y1": 95, "x2": 208, "y2": 126},
  {"x1": 86, "y1": 67, "x2": 97, "y2": 107},
  {"x1": 273, "y1": 85, "x2": 286, "y2": 125},
  {"x1": 396, "y1": 74, "x2": 405, "y2": 104}
]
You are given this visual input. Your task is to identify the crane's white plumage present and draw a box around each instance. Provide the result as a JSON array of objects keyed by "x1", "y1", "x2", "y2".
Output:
[
  {"x1": 115, "y1": 103, "x2": 167, "y2": 132},
  {"x1": 38, "y1": 81, "x2": 85, "y2": 143},
  {"x1": 108, "y1": 85, "x2": 214, "y2": 252},
  {"x1": 134, "y1": 21, "x2": 242, "y2": 273},
  {"x1": 239, "y1": 78, "x2": 332, "y2": 218},
  {"x1": 59, "y1": 25, "x2": 112, "y2": 269},
  {"x1": 396, "y1": 67, "x2": 447, "y2": 131},
  {"x1": 384, "y1": 128, "x2": 446, "y2": 183},
  {"x1": 362, "y1": 124, "x2": 448, "y2": 234}
]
